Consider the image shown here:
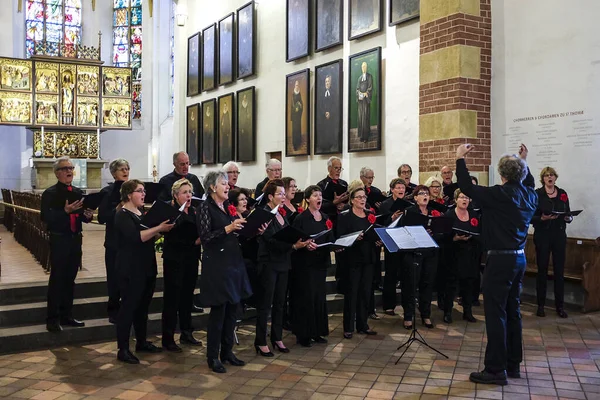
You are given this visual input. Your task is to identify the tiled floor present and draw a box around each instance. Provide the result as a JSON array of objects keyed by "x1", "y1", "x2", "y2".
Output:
[{"x1": 0, "y1": 304, "x2": 599, "y2": 400}]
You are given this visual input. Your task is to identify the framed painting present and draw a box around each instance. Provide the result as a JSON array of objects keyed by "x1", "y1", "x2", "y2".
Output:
[
  {"x1": 217, "y1": 93, "x2": 235, "y2": 163},
  {"x1": 76, "y1": 96, "x2": 99, "y2": 127},
  {"x1": 76, "y1": 65, "x2": 99, "y2": 96},
  {"x1": 102, "y1": 67, "x2": 132, "y2": 98},
  {"x1": 201, "y1": 99, "x2": 217, "y2": 164},
  {"x1": 348, "y1": 47, "x2": 381, "y2": 152},
  {"x1": 187, "y1": 32, "x2": 200, "y2": 96},
  {"x1": 35, "y1": 94, "x2": 59, "y2": 126},
  {"x1": 236, "y1": 86, "x2": 255, "y2": 162},
  {"x1": 218, "y1": 13, "x2": 235, "y2": 86},
  {"x1": 0, "y1": 58, "x2": 32, "y2": 91},
  {"x1": 315, "y1": 0, "x2": 343, "y2": 52},
  {"x1": 202, "y1": 23, "x2": 217, "y2": 92},
  {"x1": 389, "y1": 0, "x2": 420, "y2": 26},
  {"x1": 35, "y1": 62, "x2": 59, "y2": 94},
  {"x1": 0, "y1": 92, "x2": 32, "y2": 125},
  {"x1": 285, "y1": 69, "x2": 310, "y2": 156},
  {"x1": 314, "y1": 60, "x2": 343, "y2": 155},
  {"x1": 236, "y1": 1, "x2": 255, "y2": 79},
  {"x1": 286, "y1": 0, "x2": 310, "y2": 62},
  {"x1": 187, "y1": 103, "x2": 200, "y2": 165},
  {"x1": 348, "y1": 0, "x2": 382, "y2": 40},
  {"x1": 102, "y1": 98, "x2": 132, "y2": 129}
]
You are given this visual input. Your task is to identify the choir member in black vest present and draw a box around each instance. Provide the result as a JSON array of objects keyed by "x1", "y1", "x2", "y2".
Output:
[
  {"x1": 98, "y1": 158, "x2": 130, "y2": 324},
  {"x1": 398, "y1": 164, "x2": 417, "y2": 197},
  {"x1": 531, "y1": 166, "x2": 571, "y2": 318},
  {"x1": 378, "y1": 178, "x2": 408, "y2": 315},
  {"x1": 255, "y1": 159, "x2": 282, "y2": 196},
  {"x1": 197, "y1": 171, "x2": 251, "y2": 373},
  {"x1": 161, "y1": 179, "x2": 202, "y2": 352},
  {"x1": 291, "y1": 185, "x2": 332, "y2": 347},
  {"x1": 223, "y1": 161, "x2": 241, "y2": 190},
  {"x1": 317, "y1": 156, "x2": 349, "y2": 224},
  {"x1": 443, "y1": 189, "x2": 481, "y2": 323},
  {"x1": 114, "y1": 180, "x2": 174, "y2": 364},
  {"x1": 255, "y1": 179, "x2": 312, "y2": 356},
  {"x1": 158, "y1": 151, "x2": 205, "y2": 201},
  {"x1": 337, "y1": 187, "x2": 378, "y2": 339},
  {"x1": 41, "y1": 157, "x2": 94, "y2": 332},
  {"x1": 401, "y1": 185, "x2": 439, "y2": 329}
]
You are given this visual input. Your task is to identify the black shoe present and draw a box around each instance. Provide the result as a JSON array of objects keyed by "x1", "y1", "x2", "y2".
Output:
[
  {"x1": 421, "y1": 318, "x2": 434, "y2": 329},
  {"x1": 556, "y1": 308, "x2": 568, "y2": 318},
  {"x1": 192, "y1": 305, "x2": 204, "y2": 313},
  {"x1": 207, "y1": 358, "x2": 226, "y2": 373},
  {"x1": 343, "y1": 332, "x2": 353, "y2": 339},
  {"x1": 60, "y1": 317, "x2": 85, "y2": 327},
  {"x1": 46, "y1": 321, "x2": 62, "y2": 332},
  {"x1": 135, "y1": 342, "x2": 163, "y2": 353},
  {"x1": 507, "y1": 368, "x2": 521, "y2": 379},
  {"x1": 369, "y1": 313, "x2": 380, "y2": 320},
  {"x1": 254, "y1": 345, "x2": 274, "y2": 357},
  {"x1": 357, "y1": 329, "x2": 377, "y2": 335},
  {"x1": 221, "y1": 354, "x2": 245, "y2": 366},
  {"x1": 443, "y1": 314, "x2": 452, "y2": 324},
  {"x1": 536, "y1": 306, "x2": 546, "y2": 317},
  {"x1": 180, "y1": 332, "x2": 202, "y2": 346},
  {"x1": 271, "y1": 341, "x2": 290, "y2": 353},
  {"x1": 163, "y1": 343, "x2": 182, "y2": 353},
  {"x1": 108, "y1": 317, "x2": 117, "y2": 324},
  {"x1": 117, "y1": 349, "x2": 140, "y2": 364},
  {"x1": 469, "y1": 370, "x2": 508, "y2": 386},
  {"x1": 463, "y1": 312, "x2": 477, "y2": 323},
  {"x1": 403, "y1": 322, "x2": 413, "y2": 330},
  {"x1": 297, "y1": 338, "x2": 312, "y2": 347},
  {"x1": 312, "y1": 336, "x2": 327, "y2": 344}
]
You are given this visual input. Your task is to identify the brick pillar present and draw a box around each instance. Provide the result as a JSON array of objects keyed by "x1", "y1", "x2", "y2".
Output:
[{"x1": 418, "y1": 0, "x2": 492, "y2": 185}]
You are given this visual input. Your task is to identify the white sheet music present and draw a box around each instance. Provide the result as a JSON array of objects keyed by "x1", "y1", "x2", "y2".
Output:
[
  {"x1": 388, "y1": 214, "x2": 402, "y2": 228},
  {"x1": 387, "y1": 228, "x2": 419, "y2": 249},
  {"x1": 404, "y1": 226, "x2": 439, "y2": 248},
  {"x1": 317, "y1": 230, "x2": 362, "y2": 248}
]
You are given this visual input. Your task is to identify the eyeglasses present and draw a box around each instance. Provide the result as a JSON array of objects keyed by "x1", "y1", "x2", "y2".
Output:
[
  {"x1": 364, "y1": 176, "x2": 374, "y2": 180},
  {"x1": 400, "y1": 170, "x2": 412, "y2": 175},
  {"x1": 117, "y1": 167, "x2": 130, "y2": 173},
  {"x1": 416, "y1": 191, "x2": 429, "y2": 196},
  {"x1": 332, "y1": 167, "x2": 344, "y2": 172},
  {"x1": 457, "y1": 195, "x2": 470, "y2": 200},
  {"x1": 227, "y1": 171, "x2": 241, "y2": 175},
  {"x1": 268, "y1": 168, "x2": 282, "y2": 173},
  {"x1": 353, "y1": 195, "x2": 367, "y2": 200},
  {"x1": 133, "y1": 189, "x2": 146, "y2": 194},
  {"x1": 57, "y1": 166, "x2": 75, "y2": 172}
]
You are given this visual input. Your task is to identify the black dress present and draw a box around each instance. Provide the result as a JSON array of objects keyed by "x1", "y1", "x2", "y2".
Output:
[
  {"x1": 291, "y1": 210, "x2": 332, "y2": 341},
  {"x1": 114, "y1": 208, "x2": 157, "y2": 351},
  {"x1": 378, "y1": 196, "x2": 405, "y2": 312}
]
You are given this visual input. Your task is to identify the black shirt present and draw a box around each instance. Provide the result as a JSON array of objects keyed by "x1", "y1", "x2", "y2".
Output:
[
  {"x1": 114, "y1": 208, "x2": 157, "y2": 277},
  {"x1": 158, "y1": 170, "x2": 204, "y2": 202},
  {"x1": 456, "y1": 158, "x2": 537, "y2": 251},
  {"x1": 162, "y1": 204, "x2": 201, "y2": 262},
  {"x1": 365, "y1": 185, "x2": 384, "y2": 213},
  {"x1": 97, "y1": 181, "x2": 123, "y2": 249},
  {"x1": 531, "y1": 186, "x2": 571, "y2": 232},
  {"x1": 317, "y1": 176, "x2": 349, "y2": 222},
  {"x1": 254, "y1": 177, "x2": 269, "y2": 197},
  {"x1": 257, "y1": 205, "x2": 294, "y2": 271},
  {"x1": 292, "y1": 209, "x2": 333, "y2": 269},
  {"x1": 40, "y1": 181, "x2": 90, "y2": 234},
  {"x1": 336, "y1": 208, "x2": 376, "y2": 265}
]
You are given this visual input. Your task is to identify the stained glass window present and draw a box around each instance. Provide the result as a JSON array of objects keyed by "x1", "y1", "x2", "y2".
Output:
[
  {"x1": 26, "y1": 0, "x2": 83, "y2": 58},
  {"x1": 113, "y1": 0, "x2": 143, "y2": 120},
  {"x1": 169, "y1": 1, "x2": 175, "y2": 116}
]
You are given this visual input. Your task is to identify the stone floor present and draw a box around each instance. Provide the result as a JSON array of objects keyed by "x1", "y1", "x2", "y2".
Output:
[{"x1": 0, "y1": 303, "x2": 599, "y2": 400}]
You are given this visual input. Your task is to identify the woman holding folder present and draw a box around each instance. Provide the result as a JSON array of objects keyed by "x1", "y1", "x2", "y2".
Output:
[
  {"x1": 161, "y1": 179, "x2": 202, "y2": 352},
  {"x1": 291, "y1": 185, "x2": 331, "y2": 347},
  {"x1": 255, "y1": 179, "x2": 311, "y2": 356},
  {"x1": 114, "y1": 180, "x2": 175, "y2": 364},
  {"x1": 337, "y1": 187, "x2": 378, "y2": 339}
]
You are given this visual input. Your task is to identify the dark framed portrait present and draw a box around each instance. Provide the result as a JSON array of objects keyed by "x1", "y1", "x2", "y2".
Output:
[
  {"x1": 186, "y1": 103, "x2": 200, "y2": 165},
  {"x1": 202, "y1": 23, "x2": 217, "y2": 92},
  {"x1": 315, "y1": 0, "x2": 343, "y2": 52},
  {"x1": 217, "y1": 93, "x2": 235, "y2": 163},
  {"x1": 286, "y1": 0, "x2": 310, "y2": 62},
  {"x1": 348, "y1": 0, "x2": 382, "y2": 40},
  {"x1": 314, "y1": 60, "x2": 343, "y2": 155},
  {"x1": 201, "y1": 99, "x2": 217, "y2": 164},
  {"x1": 348, "y1": 47, "x2": 381, "y2": 152},
  {"x1": 285, "y1": 69, "x2": 310, "y2": 156},
  {"x1": 187, "y1": 32, "x2": 200, "y2": 96},
  {"x1": 389, "y1": 0, "x2": 420, "y2": 26},
  {"x1": 236, "y1": 86, "x2": 255, "y2": 162},
  {"x1": 218, "y1": 13, "x2": 235, "y2": 86},
  {"x1": 236, "y1": 1, "x2": 256, "y2": 79}
]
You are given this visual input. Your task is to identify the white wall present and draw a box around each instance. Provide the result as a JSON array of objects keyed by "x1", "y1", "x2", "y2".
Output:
[
  {"x1": 491, "y1": 0, "x2": 600, "y2": 239},
  {"x1": 175, "y1": 0, "x2": 420, "y2": 190}
]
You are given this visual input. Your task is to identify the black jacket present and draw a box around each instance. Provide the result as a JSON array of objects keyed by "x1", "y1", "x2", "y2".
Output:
[
  {"x1": 158, "y1": 171, "x2": 204, "y2": 201},
  {"x1": 41, "y1": 182, "x2": 90, "y2": 234}
]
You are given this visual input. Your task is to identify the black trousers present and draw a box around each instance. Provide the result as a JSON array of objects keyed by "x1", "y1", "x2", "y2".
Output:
[
  {"x1": 206, "y1": 302, "x2": 238, "y2": 360},
  {"x1": 116, "y1": 273, "x2": 156, "y2": 351},
  {"x1": 383, "y1": 252, "x2": 403, "y2": 311},
  {"x1": 104, "y1": 247, "x2": 120, "y2": 319},
  {"x1": 47, "y1": 233, "x2": 82, "y2": 323},
  {"x1": 161, "y1": 258, "x2": 198, "y2": 345},
  {"x1": 292, "y1": 267, "x2": 329, "y2": 340},
  {"x1": 343, "y1": 263, "x2": 373, "y2": 333},
  {"x1": 534, "y1": 229, "x2": 566, "y2": 308},
  {"x1": 254, "y1": 265, "x2": 288, "y2": 346},
  {"x1": 401, "y1": 251, "x2": 437, "y2": 320},
  {"x1": 483, "y1": 252, "x2": 526, "y2": 373}
]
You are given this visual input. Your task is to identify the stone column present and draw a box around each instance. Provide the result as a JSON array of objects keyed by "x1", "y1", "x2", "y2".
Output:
[{"x1": 418, "y1": 0, "x2": 492, "y2": 184}]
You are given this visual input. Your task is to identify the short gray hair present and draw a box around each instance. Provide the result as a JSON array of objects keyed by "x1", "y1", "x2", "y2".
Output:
[
  {"x1": 360, "y1": 167, "x2": 373, "y2": 177},
  {"x1": 53, "y1": 156, "x2": 71, "y2": 172},
  {"x1": 173, "y1": 151, "x2": 188, "y2": 164},
  {"x1": 265, "y1": 158, "x2": 281, "y2": 169},
  {"x1": 497, "y1": 155, "x2": 528, "y2": 183},
  {"x1": 203, "y1": 170, "x2": 228, "y2": 194},
  {"x1": 327, "y1": 156, "x2": 341, "y2": 168},
  {"x1": 109, "y1": 158, "x2": 130, "y2": 175},
  {"x1": 222, "y1": 161, "x2": 239, "y2": 172}
]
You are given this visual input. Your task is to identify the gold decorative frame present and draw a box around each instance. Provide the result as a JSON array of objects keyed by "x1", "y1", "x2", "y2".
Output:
[
  {"x1": 0, "y1": 91, "x2": 32, "y2": 125},
  {"x1": 102, "y1": 67, "x2": 132, "y2": 98},
  {"x1": 0, "y1": 58, "x2": 32, "y2": 92},
  {"x1": 34, "y1": 62, "x2": 59, "y2": 94},
  {"x1": 60, "y1": 64, "x2": 77, "y2": 126},
  {"x1": 33, "y1": 131, "x2": 99, "y2": 159},
  {"x1": 35, "y1": 94, "x2": 59, "y2": 125},
  {"x1": 102, "y1": 98, "x2": 131, "y2": 129},
  {"x1": 76, "y1": 96, "x2": 99, "y2": 127},
  {"x1": 76, "y1": 65, "x2": 100, "y2": 96}
]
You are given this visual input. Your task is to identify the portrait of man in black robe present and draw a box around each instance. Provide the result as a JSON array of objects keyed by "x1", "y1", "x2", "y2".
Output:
[{"x1": 356, "y1": 61, "x2": 373, "y2": 142}]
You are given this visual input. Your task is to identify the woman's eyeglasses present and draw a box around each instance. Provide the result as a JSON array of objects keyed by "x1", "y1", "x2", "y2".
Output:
[{"x1": 133, "y1": 189, "x2": 146, "y2": 194}]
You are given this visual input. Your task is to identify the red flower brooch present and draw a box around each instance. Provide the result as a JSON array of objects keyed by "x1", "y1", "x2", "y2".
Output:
[
  {"x1": 325, "y1": 219, "x2": 333, "y2": 230},
  {"x1": 297, "y1": 206, "x2": 304, "y2": 213},
  {"x1": 227, "y1": 204, "x2": 237, "y2": 217},
  {"x1": 470, "y1": 218, "x2": 479, "y2": 227},
  {"x1": 560, "y1": 193, "x2": 568, "y2": 202},
  {"x1": 431, "y1": 210, "x2": 441, "y2": 217},
  {"x1": 368, "y1": 214, "x2": 377, "y2": 224},
  {"x1": 436, "y1": 198, "x2": 445, "y2": 204},
  {"x1": 369, "y1": 207, "x2": 376, "y2": 213},
  {"x1": 278, "y1": 206, "x2": 287, "y2": 217}
]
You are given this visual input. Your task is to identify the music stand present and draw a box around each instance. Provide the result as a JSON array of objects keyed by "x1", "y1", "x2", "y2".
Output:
[{"x1": 374, "y1": 226, "x2": 449, "y2": 363}]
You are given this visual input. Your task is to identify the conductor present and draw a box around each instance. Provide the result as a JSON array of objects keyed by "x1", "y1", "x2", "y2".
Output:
[{"x1": 455, "y1": 143, "x2": 537, "y2": 386}]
